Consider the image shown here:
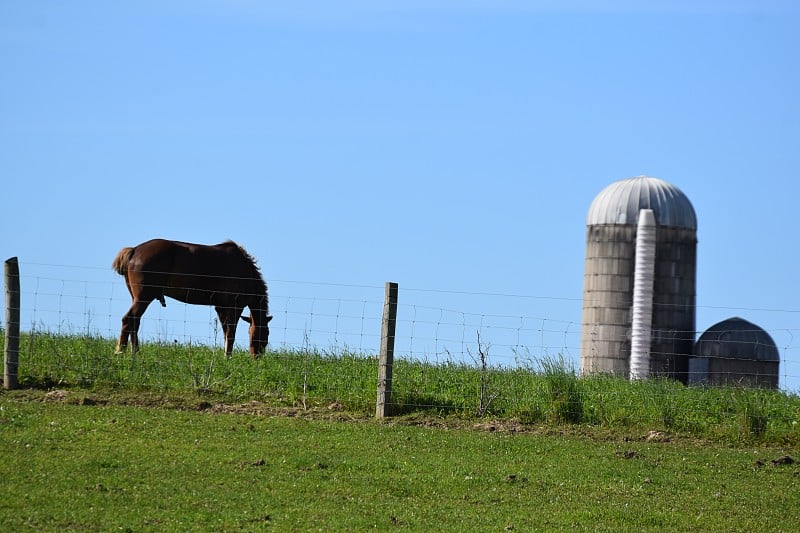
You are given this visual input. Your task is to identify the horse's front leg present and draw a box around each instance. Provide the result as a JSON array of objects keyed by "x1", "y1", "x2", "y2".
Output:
[
  {"x1": 224, "y1": 331, "x2": 236, "y2": 357},
  {"x1": 215, "y1": 306, "x2": 242, "y2": 357}
]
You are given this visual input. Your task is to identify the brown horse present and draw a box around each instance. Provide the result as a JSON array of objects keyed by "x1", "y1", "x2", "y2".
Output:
[{"x1": 112, "y1": 239, "x2": 272, "y2": 357}]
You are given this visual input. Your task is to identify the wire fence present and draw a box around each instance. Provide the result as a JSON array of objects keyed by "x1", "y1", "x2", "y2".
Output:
[
  {"x1": 7, "y1": 262, "x2": 589, "y2": 368},
  {"x1": 6, "y1": 262, "x2": 799, "y2": 385},
  {"x1": 3, "y1": 260, "x2": 800, "y2": 440}
]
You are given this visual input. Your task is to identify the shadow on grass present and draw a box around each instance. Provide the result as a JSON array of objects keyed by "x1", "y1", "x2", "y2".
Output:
[{"x1": 389, "y1": 393, "x2": 460, "y2": 416}]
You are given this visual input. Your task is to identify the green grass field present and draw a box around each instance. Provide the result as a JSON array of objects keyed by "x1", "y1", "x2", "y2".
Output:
[
  {"x1": 1, "y1": 331, "x2": 799, "y2": 529},
  {"x1": 0, "y1": 398, "x2": 798, "y2": 531},
  {"x1": 6, "y1": 330, "x2": 800, "y2": 445}
]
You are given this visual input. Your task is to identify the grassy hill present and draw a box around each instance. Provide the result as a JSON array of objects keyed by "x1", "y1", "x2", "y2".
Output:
[{"x1": 3, "y1": 330, "x2": 799, "y2": 445}]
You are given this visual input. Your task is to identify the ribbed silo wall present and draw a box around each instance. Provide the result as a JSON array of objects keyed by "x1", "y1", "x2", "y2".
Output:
[
  {"x1": 581, "y1": 224, "x2": 696, "y2": 383},
  {"x1": 650, "y1": 227, "x2": 696, "y2": 383},
  {"x1": 581, "y1": 225, "x2": 635, "y2": 376}
]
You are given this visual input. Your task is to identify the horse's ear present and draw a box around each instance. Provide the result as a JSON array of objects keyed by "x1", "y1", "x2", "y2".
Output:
[
  {"x1": 267, "y1": 315, "x2": 273, "y2": 323},
  {"x1": 240, "y1": 315, "x2": 252, "y2": 323}
]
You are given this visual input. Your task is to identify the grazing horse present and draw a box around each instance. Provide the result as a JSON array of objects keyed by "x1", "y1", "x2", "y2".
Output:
[{"x1": 112, "y1": 239, "x2": 272, "y2": 357}]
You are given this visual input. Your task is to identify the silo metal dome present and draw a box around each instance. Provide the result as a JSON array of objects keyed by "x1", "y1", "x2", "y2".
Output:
[
  {"x1": 695, "y1": 317, "x2": 779, "y2": 362},
  {"x1": 581, "y1": 176, "x2": 697, "y2": 383},
  {"x1": 690, "y1": 317, "x2": 780, "y2": 388},
  {"x1": 587, "y1": 176, "x2": 697, "y2": 229}
]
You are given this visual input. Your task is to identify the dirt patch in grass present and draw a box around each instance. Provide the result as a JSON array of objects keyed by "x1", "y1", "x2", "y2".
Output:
[
  {"x1": 0, "y1": 387, "x2": 713, "y2": 445},
  {"x1": 6, "y1": 387, "x2": 370, "y2": 424}
]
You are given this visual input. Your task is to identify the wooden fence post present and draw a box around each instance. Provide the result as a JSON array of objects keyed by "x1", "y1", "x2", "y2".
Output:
[
  {"x1": 4, "y1": 257, "x2": 20, "y2": 390},
  {"x1": 376, "y1": 282, "x2": 398, "y2": 419}
]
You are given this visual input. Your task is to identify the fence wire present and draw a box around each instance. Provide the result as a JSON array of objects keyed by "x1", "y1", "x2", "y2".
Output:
[{"x1": 2, "y1": 262, "x2": 800, "y2": 439}]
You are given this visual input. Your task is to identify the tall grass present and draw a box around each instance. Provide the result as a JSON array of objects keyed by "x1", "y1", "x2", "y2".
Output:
[{"x1": 3, "y1": 329, "x2": 800, "y2": 444}]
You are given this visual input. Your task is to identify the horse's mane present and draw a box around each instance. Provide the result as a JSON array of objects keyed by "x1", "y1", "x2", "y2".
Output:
[{"x1": 221, "y1": 240, "x2": 268, "y2": 304}]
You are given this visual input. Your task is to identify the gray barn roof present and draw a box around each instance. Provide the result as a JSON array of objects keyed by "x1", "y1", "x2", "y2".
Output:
[
  {"x1": 694, "y1": 317, "x2": 780, "y2": 362},
  {"x1": 587, "y1": 176, "x2": 697, "y2": 229}
]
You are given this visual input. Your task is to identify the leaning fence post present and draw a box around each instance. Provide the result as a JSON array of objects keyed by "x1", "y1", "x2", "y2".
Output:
[
  {"x1": 376, "y1": 281, "x2": 398, "y2": 419},
  {"x1": 4, "y1": 257, "x2": 20, "y2": 390}
]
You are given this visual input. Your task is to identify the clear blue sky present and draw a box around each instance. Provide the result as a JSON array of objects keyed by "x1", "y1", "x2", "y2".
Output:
[{"x1": 2, "y1": 1, "x2": 799, "y2": 390}]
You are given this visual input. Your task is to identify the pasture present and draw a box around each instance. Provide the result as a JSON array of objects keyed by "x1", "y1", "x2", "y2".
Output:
[
  {"x1": 5, "y1": 331, "x2": 800, "y2": 445},
  {"x1": 0, "y1": 396, "x2": 798, "y2": 531},
  {"x1": 1, "y1": 331, "x2": 799, "y2": 530}
]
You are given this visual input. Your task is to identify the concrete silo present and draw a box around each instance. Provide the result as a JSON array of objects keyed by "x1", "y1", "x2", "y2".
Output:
[
  {"x1": 690, "y1": 317, "x2": 780, "y2": 389},
  {"x1": 581, "y1": 176, "x2": 697, "y2": 383}
]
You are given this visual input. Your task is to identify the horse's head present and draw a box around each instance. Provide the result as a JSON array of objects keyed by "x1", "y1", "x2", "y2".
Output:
[{"x1": 241, "y1": 309, "x2": 272, "y2": 357}]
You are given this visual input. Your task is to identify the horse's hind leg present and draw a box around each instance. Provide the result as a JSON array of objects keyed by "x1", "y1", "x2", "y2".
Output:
[
  {"x1": 116, "y1": 311, "x2": 132, "y2": 353},
  {"x1": 116, "y1": 328, "x2": 128, "y2": 354},
  {"x1": 117, "y1": 300, "x2": 152, "y2": 354}
]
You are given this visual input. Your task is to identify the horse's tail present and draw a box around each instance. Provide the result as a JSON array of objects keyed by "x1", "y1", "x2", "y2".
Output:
[{"x1": 112, "y1": 247, "x2": 135, "y2": 275}]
